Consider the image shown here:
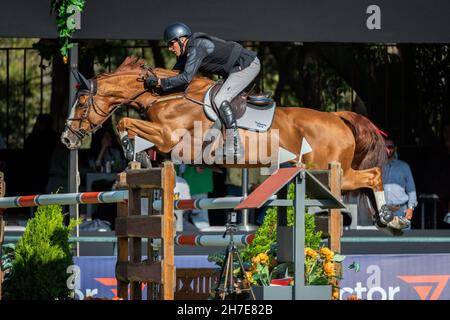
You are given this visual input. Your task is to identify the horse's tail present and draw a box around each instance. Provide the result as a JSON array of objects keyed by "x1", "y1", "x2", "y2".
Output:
[{"x1": 334, "y1": 111, "x2": 388, "y2": 170}]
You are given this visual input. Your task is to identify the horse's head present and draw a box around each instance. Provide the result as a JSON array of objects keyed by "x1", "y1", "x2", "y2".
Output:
[
  {"x1": 61, "y1": 70, "x2": 105, "y2": 149},
  {"x1": 61, "y1": 57, "x2": 150, "y2": 149}
]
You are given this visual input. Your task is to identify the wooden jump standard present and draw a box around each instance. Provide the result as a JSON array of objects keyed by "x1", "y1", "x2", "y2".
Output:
[{"x1": 115, "y1": 161, "x2": 175, "y2": 300}]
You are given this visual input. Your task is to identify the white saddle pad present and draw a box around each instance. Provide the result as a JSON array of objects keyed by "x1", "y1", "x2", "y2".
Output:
[{"x1": 203, "y1": 86, "x2": 276, "y2": 132}]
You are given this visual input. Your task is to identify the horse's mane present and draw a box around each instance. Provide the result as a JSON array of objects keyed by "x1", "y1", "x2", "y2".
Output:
[{"x1": 101, "y1": 56, "x2": 213, "y2": 85}]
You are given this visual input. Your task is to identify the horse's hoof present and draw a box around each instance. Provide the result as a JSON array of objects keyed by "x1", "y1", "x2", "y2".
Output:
[
  {"x1": 136, "y1": 151, "x2": 152, "y2": 168},
  {"x1": 378, "y1": 204, "x2": 394, "y2": 225},
  {"x1": 121, "y1": 136, "x2": 134, "y2": 161},
  {"x1": 387, "y1": 216, "x2": 410, "y2": 230}
]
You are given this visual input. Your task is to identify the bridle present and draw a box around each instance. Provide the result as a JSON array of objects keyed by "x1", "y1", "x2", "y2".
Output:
[{"x1": 65, "y1": 75, "x2": 148, "y2": 142}]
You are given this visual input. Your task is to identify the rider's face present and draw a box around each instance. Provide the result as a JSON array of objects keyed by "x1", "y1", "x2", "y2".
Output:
[{"x1": 167, "y1": 38, "x2": 186, "y2": 57}]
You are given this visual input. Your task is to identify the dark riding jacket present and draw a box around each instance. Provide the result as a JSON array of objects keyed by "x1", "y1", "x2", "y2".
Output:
[{"x1": 159, "y1": 32, "x2": 256, "y2": 91}]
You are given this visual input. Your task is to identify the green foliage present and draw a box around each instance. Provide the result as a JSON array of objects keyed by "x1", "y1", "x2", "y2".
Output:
[
  {"x1": 240, "y1": 182, "x2": 322, "y2": 263},
  {"x1": 3, "y1": 204, "x2": 79, "y2": 300},
  {"x1": 241, "y1": 206, "x2": 278, "y2": 262},
  {"x1": 51, "y1": 0, "x2": 86, "y2": 61},
  {"x1": 1, "y1": 243, "x2": 16, "y2": 283}
]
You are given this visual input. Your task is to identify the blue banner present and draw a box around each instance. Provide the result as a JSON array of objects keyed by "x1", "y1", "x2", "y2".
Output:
[
  {"x1": 339, "y1": 254, "x2": 450, "y2": 300},
  {"x1": 72, "y1": 254, "x2": 450, "y2": 300}
]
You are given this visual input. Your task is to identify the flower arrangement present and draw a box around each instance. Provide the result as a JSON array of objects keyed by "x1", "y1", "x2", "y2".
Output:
[
  {"x1": 304, "y1": 246, "x2": 345, "y2": 285},
  {"x1": 304, "y1": 246, "x2": 346, "y2": 300}
]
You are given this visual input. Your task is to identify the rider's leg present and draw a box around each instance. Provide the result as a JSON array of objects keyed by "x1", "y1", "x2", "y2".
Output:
[{"x1": 214, "y1": 57, "x2": 261, "y2": 158}]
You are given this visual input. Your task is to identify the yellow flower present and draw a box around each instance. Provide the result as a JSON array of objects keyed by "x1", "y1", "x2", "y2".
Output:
[
  {"x1": 252, "y1": 256, "x2": 261, "y2": 264},
  {"x1": 255, "y1": 253, "x2": 269, "y2": 265},
  {"x1": 305, "y1": 248, "x2": 318, "y2": 260},
  {"x1": 244, "y1": 271, "x2": 255, "y2": 285},
  {"x1": 323, "y1": 261, "x2": 335, "y2": 276},
  {"x1": 332, "y1": 287, "x2": 340, "y2": 300},
  {"x1": 319, "y1": 247, "x2": 334, "y2": 261}
]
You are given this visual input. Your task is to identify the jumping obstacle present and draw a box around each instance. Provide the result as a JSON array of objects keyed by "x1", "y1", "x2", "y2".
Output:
[
  {"x1": 0, "y1": 190, "x2": 128, "y2": 209},
  {"x1": 174, "y1": 234, "x2": 255, "y2": 247},
  {"x1": 229, "y1": 163, "x2": 345, "y2": 300},
  {"x1": 0, "y1": 161, "x2": 344, "y2": 300},
  {"x1": 115, "y1": 161, "x2": 175, "y2": 300}
]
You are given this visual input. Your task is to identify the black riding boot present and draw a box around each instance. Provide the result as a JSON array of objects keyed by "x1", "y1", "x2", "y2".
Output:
[{"x1": 219, "y1": 100, "x2": 244, "y2": 159}]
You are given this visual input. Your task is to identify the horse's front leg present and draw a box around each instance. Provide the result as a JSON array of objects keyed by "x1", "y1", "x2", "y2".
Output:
[{"x1": 117, "y1": 117, "x2": 180, "y2": 163}]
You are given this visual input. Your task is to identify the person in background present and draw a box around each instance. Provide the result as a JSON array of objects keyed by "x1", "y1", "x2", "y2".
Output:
[
  {"x1": 382, "y1": 138, "x2": 417, "y2": 230},
  {"x1": 89, "y1": 126, "x2": 125, "y2": 173},
  {"x1": 178, "y1": 164, "x2": 214, "y2": 230}
]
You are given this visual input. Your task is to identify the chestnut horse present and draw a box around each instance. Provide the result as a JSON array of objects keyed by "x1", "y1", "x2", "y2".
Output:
[{"x1": 61, "y1": 57, "x2": 399, "y2": 231}]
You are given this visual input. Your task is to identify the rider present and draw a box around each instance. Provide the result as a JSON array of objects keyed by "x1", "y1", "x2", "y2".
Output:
[{"x1": 143, "y1": 22, "x2": 261, "y2": 159}]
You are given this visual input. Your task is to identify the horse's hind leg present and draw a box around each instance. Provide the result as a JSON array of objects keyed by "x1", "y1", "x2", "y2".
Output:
[
  {"x1": 342, "y1": 167, "x2": 395, "y2": 227},
  {"x1": 341, "y1": 167, "x2": 383, "y2": 191}
]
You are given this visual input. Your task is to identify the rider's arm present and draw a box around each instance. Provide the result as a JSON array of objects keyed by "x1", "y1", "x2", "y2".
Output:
[{"x1": 160, "y1": 38, "x2": 214, "y2": 91}]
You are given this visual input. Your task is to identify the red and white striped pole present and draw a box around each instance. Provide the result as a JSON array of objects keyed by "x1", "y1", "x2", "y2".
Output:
[{"x1": 0, "y1": 190, "x2": 128, "y2": 209}]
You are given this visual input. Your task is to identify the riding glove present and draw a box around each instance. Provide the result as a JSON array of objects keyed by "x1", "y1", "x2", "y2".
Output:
[{"x1": 144, "y1": 75, "x2": 159, "y2": 90}]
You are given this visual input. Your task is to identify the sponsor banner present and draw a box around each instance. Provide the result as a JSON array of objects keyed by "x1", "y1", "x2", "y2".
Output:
[
  {"x1": 72, "y1": 254, "x2": 450, "y2": 300},
  {"x1": 340, "y1": 254, "x2": 450, "y2": 300}
]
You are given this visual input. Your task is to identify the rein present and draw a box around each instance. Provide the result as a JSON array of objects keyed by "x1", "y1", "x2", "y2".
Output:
[
  {"x1": 66, "y1": 66, "x2": 208, "y2": 141},
  {"x1": 139, "y1": 66, "x2": 209, "y2": 112}
]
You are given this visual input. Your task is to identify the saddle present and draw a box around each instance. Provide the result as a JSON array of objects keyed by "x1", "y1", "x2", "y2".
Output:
[
  {"x1": 203, "y1": 81, "x2": 277, "y2": 133},
  {"x1": 209, "y1": 81, "x2": 274, "y2": 120}
]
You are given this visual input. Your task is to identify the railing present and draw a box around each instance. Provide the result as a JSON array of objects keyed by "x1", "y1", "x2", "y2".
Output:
[
  {"x1": 419, "y1": 194, "x2": 439, "y2": 229},
  {"x1": 0, "y1": 47, "x2": 51, "y2": 149}
]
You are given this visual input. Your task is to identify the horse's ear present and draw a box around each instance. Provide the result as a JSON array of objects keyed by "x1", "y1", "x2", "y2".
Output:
[{"x1": 71, "y1": 69, "x2": 90, "y2": 90}]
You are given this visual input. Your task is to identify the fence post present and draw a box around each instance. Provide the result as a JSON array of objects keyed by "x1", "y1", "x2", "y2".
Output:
[
  {"x1": 328, "y1": 162, "x2": 342, "y2": 296},
  {"x1": 0, "y1": 172, "x2": 5, "y2": 300}
]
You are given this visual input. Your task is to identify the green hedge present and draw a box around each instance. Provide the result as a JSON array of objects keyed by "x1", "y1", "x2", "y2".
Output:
[{"x1": 3, "y1": 204, "x2": 78, "y2": 300}]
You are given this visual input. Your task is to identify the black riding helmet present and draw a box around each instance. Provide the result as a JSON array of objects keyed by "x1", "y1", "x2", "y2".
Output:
[{"x1": 163, "y1": 22, "x2": 192, "y2": 55}]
